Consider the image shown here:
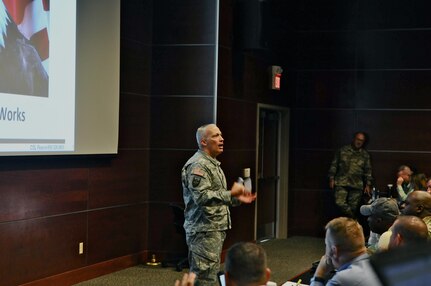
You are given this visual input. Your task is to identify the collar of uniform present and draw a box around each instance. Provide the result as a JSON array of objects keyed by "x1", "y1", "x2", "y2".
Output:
[
  {"x1": 198, "y1": 150, "x2": 221, "y2": 166},
  {"x1": 348, "y1": 144, "x2": 363, "y2": 153}
]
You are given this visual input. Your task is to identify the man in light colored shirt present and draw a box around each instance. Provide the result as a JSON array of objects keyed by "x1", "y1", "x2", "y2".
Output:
[{"x1": 310, "y1": 217, "x2": 381, "y2": 286}]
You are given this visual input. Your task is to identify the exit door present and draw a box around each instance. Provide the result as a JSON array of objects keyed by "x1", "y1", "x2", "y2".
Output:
[{"x1": 256, "y1": 109, "x2": 280, "y2": 241}]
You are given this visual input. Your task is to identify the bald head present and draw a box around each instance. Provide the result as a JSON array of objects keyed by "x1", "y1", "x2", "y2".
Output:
[
  {"x1": 389, "y1": 216, "x2": 429, "y2": 249},
  {"x1": 402, "y1": 190, "x2": 431, "y2": 218}
]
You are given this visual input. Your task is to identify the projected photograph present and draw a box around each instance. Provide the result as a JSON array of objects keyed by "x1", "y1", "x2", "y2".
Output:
[
  {"x1": 0, "y1": 0, "x2": 76, "y2": 154},
  {"x1": 0, "y1": 0, "x2": 49, "y2": 97}
]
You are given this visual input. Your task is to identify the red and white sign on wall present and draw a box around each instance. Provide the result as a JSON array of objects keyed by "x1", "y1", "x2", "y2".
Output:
[{"x1": 270, "y1": 65, "x2": 283, "y2": 90}]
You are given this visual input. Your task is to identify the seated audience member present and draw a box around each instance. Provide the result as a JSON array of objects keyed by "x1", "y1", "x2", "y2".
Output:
[
  {"x1": 310, "y1": 217, "x2": 381, "y2": 286},
  {"x1": 360, "y1": 198, "x2": 399, "y2": 253},
  {"x1": 412, "y1": 172, "x2": 427, "y2": 191},
  {"x1": 388, "y1": 216, "x2": 429, "y2": 249},
  {"x1": 400, "y1": 190, "x2": 431, "y2": 238},
  {"x1": 175, "y1": 273, "x2": 196, "y2": 286},
  {"x1": 395, "y1": 165, "x2": 414, "y2": 203},
  {"x1": 224, "y1": 242, "x2": 272, "y2": 286},
  {"x1": 426, "y1": 178, "x2": 431, "y2": 194}
]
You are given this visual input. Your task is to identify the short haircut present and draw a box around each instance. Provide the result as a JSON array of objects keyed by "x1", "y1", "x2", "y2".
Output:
[
  {"x1": 195, "y1": 124, "x2": 214, "y2": 149},
  {"x1": 393, "y1": 216, "x2": 429, "y2": 244},
  {"x1": 325, "y1": 217, "x2": 365, "y2": 253},
  {"x1": 224, "y1": 242, "x2": 267, "y2": 286}
]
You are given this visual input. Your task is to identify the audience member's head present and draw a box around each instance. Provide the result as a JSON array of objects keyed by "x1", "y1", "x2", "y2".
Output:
[
  {"x1": 324, "y1": 217, "x2": 366, "y2": 268},
  {"x1": 360, "y1": 198, "x2": 399, "y2": 235},
  {"x1": 397, "y1": 165, "x2": 412, "y2": 183},
  {"x1": 412, "y1": 173, "x2": 427, "y2": 191},
  {"x1": 426, "y1": 178, "x2": 431, "y2": 194},
  {"x1": 224, "y1": 242, "x2": 271, "y2": 286},
  {"x1": 401, "y1": 190, "x2": 431, "y2": 219},
  {"x1": 388, "y1": 216, "x2": 429, "y2": 249}
]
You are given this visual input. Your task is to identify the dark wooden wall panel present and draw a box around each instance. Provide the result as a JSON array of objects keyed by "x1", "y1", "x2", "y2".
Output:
[
  {"x1": 147, "y1": 203, "x2": 187, "y2": 256},
  {"x1": 356, "y1": 70, "x2": 431, "y2": 109},
  {"x1": 87, "y1": 205, "x2": 147, "y2": 265},
  {"x1": 296, "y1": 32, "x2": 356, "y2": 69},
  {"x1": 295, "y1": 71, "x2": 356, "y2": 108},
  {"x1": 118, "y1": 94, "x2": 150, "y2": 149},
  {"x1": 0, "y1": 168, "x2": 88, "y2": 222},
  {"x1": 292, "y1": 109, "x2": 356, "y2": 149},
  {"x1": 288, "y1": 189, "x2": 334, "y2": 236},
  {"x1": 120, "y1": 41, "x2": 152, "y2": 95},
  {"x1": 357, "y1": 30, "x2": 431, "y2": 69},
  {"x1": 289, "y1": 150, "x2": 334, "y2": 190},
  {"x1": 153, "y1": 0, "x2": 216, "y2": 45},
  {"x1": 0, "y1": 214, "x2": 87, "y2": 286},
  {"x1": 219, "y1": 0, "x2": 233, "y2": 48},
  {"x1": 88, "y1": 151, "x2": 149, "y2": 208},
  {"x1": 356, "y1": 0, "x2": 431, "y2": 29},
  {"x1": 217, "y1": 47, "x2": 235, "y2": 98},
  {"x1": 358, "y1": 111, "x2": 431, "y2": 151},
  {"x1": 120, "y1": 0, "x2": 153, "y2": 44},
  {"x1": 150, "y1": 97, "x2": 214, "y2": 149},
  {"x1": 149, "y1": 150, "x2": 194, "y2": 202},
  {"x1": 294, "y1": 1, "x2": 358, "y2": 30},
  {"x1": 217, "y1": 98, "x2": 256, "y2": 150},
  {"x1": 151, "y1": 46, "x2": 216, "y2": 96}
]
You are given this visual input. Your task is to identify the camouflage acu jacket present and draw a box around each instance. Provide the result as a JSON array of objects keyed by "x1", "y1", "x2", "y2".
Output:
[
  {"x1": 181, "y1": 150, "x2": 240, "y2": 234},
  {"x1": 328, "y1": 144, "x2": 373, "y2": 190}
]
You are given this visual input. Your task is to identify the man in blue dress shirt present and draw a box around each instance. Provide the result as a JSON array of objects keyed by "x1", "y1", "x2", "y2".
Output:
[{"x1": 310, "y1": 217, "x2": 381, "y2": 286}]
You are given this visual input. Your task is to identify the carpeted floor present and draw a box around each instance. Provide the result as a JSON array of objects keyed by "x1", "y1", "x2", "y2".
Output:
[{"x1": 73, "y1": 236, "x2": 325, "y2": 286}]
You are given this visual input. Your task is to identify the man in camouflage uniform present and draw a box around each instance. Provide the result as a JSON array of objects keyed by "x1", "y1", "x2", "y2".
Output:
[
  {"x1": 182, "y1": 124, "x2": 256, "y2": 286},
  {"x1": 328, "y1": 132, "x2": 373, "y2": 218}
]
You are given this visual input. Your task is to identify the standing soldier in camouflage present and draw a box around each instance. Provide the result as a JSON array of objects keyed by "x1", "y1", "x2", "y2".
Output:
[
  {"x1": 328, "y1": 132, "x2": 373, "y2": 219},
  {"x1": 182, "y1": 124, "x2": 256, "y2": 286}
]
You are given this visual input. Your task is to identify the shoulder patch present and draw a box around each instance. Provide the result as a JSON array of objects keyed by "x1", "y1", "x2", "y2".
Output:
[
  {"x1": 191, "y1": 166, "x2": 205, "y2": 177},
  {"x1": 192, "y1": 176, "x2": 202, "y2": 188}
]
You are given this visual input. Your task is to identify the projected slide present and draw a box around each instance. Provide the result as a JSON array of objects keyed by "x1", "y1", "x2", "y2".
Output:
[{"x1": 0, "y1": 0, "x2": 76, "y2": 153}]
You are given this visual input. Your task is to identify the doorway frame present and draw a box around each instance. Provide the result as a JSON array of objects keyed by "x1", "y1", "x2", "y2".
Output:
[{"x1": 255, "y1": 104, "x2": 290, "y2": 240}]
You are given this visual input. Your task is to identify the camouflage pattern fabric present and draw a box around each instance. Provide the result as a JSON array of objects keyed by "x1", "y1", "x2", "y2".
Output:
[
  {"x1": 334, "y1": 186, "x2": 363, "y2": 218},
  {"x1": 396, "y1": 183, "x2": 414, "y2": 203},
  {"x1": 182, "y1": 150, "x2": 240, "y2": 234},
  {"x1": 186, "y1": 231, "x2": 226, "y2": 286},
  {"x1": 328, "y1": 144, "x2": 373, "y2": 190},
  {"x1": 181, "y1": 150, "x2": 240, "y2": 284}
]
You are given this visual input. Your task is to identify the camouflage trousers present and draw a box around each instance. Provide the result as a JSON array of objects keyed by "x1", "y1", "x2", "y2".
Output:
[
  {"x1": 334, "y1": 186, "x2": 363, "y2": 219},
  {"x1": 186, "y1": 231, "x2": 226, "y2": 286}
]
